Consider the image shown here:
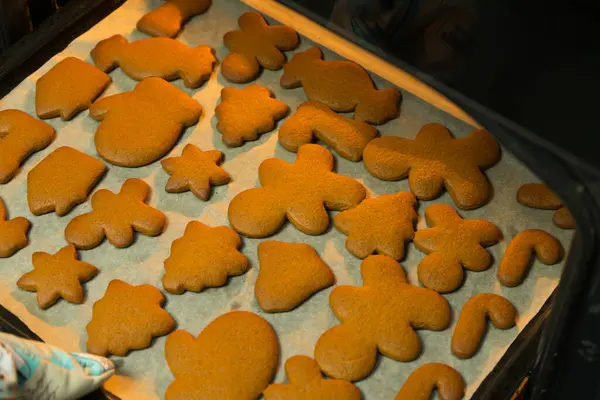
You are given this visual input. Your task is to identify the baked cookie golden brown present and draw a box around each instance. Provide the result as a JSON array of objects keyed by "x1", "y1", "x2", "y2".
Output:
[
  {"x1": 517, "y1": 183, "x2": 576, "y2": 229},
  {"x1": 395, "y1": 363, "x2": 465, "y2": 400},
  {"x1": 137, "y1": 0, "x2": 212, "y2": 38},
  {"x1": 0, "y1": 198, "x2": 30, "y2": 258}
]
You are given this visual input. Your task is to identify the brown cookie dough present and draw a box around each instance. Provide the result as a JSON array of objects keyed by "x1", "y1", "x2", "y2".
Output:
[
  {"x1": 0, "y1": 109, "x2": 55, "y2": 184},
  {"x1": 363, "y1": 123, "x2": 500, "y2": 209},
  {"x1": 222, "y1": 11, "x2": 299, "y2": 83},
  {"x1": 165, "y1": 311, "x2": 279, "y2": 400},
  {"x1": 36, "y1": 57, "x2": 111, "y2": 121},
  {"x1": 137, "y1": 0, "x2": 212, "y2": 38},
  {"x1": 0, "y1": 198, "x2": 30, "y2": 258},
  {"x1": 414, "y1": 204, "x2": 501, "y2": 293},
  {"x1": 281, "y1": 47, "x2": 401, "y2": 125},
  {"x1": 228, "y1": 144, "x2": 366, "y2": 237},
  {"x1": 86, "y1": 279, "x2": 175, "y2": 356},
  {"x1": 314, "y1": 255, "x2": 451, "y2": 381},
  {"x1": 395, "y1": 363, "x2": 465, "y2": 400},
  {"x1": 517, "y1": 183, "x2": 576, "y2": 229},
  {"x1": 215, "y1": 85, "x2": 288, "y2": 147},
  {"x1": 17, "y1": 245, "x2": 98, "y2": 309},
  {"x1": 255, "y1": 241, "x2": 335, "y2": 313},
  {"x1": 91, "y1": 35, "x2": 216, "y2": 88}
]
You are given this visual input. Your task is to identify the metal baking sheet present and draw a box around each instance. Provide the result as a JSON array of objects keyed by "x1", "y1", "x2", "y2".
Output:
[{"x1": 0, "y1": 0, "x2": 573, "y2": 398}]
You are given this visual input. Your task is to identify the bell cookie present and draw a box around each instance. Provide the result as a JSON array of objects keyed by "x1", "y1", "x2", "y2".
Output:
[
  {"x1": 497, "y1": 229, "x2": 563, "y2": 287},
  {"x1": 279, "y1": 100, "x2": 377, "y2": 161},
  {"x1": 36, "y1": 57, "x2": 111, "y2": 121},
  {"x1": 91, "y1": 35, "x2": 216, "y2": 89},
  {"x1": 394, "y1": 363, "x2": 465, "y2": 400},
  {"x1": 89, "y1": 77, "x2": 202, "y2": 167},
  {"x1": 17, "y1": 244, "x2": 98, "y2": 309},
  {"x1": 161, "y1": 144, "x2": 230, "y2": 200},
  {"x1": 264, "y1": 355, "x2": 361, "y2": 400},
  {"x1": 137, "y1": 0, "x2": 212, "y2": 38},
  {"x1": 27, "y1": 146, "x2": 106, "y2": 216},
  {"x1": 314, "y1": 255, "x2": 451, "y2": 381},
  {"x1": 451, "y1": 293, "x2": 517, "y2": 359},
  {"x1": 517, "y1": 183, "x2": 575, "y2": 229},
  {"x1": 222, "y1": 11, "x2": 299, "y2": 83},
  {"x1": 228, "y1": 144, "x2": 366, "y2": 237},
  {"x1": 334, "y1": 191, "x2": 417, "y2": 260},
  {"x1": 162, "y1": 221, "x2": 248, "y2": 294},
  {"x1": 363, "y1": 123, "x2": 500, "y2": 209},
  {"x1": 0, "y1": 198, "x2": 30, "y2": 258},
  {"x1": 255, "y1": 241, "x2": 335, "y2": 313},
  {"x1": 165, "y1": 311, "x2": 279, "y2": 400},
  {"x1": 65, "y1": 178, "x2": 166, "y2": 250},
  {"x1": 0, "y1": 109, "x2": 55, "y2": 184},
  {"x1": 215, "y1": 85, "x2": 288, "y2": 147},
  {"x1": 281, "y1": 47, "x2": 401, "y2": 125},
  {"x1": 86, "y1": 279, "x2": 175, "y2": 356},
  {"x1": 414, "y1": 204, "x2": 501, "y2": 293}
]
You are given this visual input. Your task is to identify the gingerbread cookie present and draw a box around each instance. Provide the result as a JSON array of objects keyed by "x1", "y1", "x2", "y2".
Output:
[
  {"x1": 27, "y1": 147, "x2": 106, "y2": 216},
  {"x1": 0, "y1": 198, "x2": 30, "y2": 258},
  {"x1": 165, "y1": 311, "x2": 279, "y2": 400},
  {"x1": 36, "y1": 57, "x2": 111, "y2": 121},
  {"x1": 228, "y1": 144, "x2": 366, "y2": 237},
  {"x1": 363, "y1": 123, "x2": 500, "y2": 209},
  {"x1": 264, "y1": 355, "x2": 361, "y2": 400},
  {"x1": 334, "y1": 191, "x2": 417, "y2": 260},
  {"x1": 451, "y1": 293, "x2": 517, "y2": 359},
  {"x1": 137, "y1": 0, "x2": 211, "y2": 38},
  {"x1": 222, "y1": 11, "x2": 299, "y2": 83},
  {"x1": 497, "y1": 229, "x2": 563, "y2": 287},
  {"x1": 517, "y1": 183, "x2": 576, "y2": 229},
  {"x1": 395, "y1": 363, "x2": 465, "y2": 400},
  {"x1": 0, "y1": 109, "x2": 55, "y2": 184},
  {"x1": 255, "y1": 241, "x2": 335, "y2": 313},
  {"x1": 414, "y1": 204, "x2": 501, "y2": 293},
  {"x1": 17, "y1": 245, "x2": 98, "y2": 309},
  {"x1": 89, "y1": 77, "x2": 202, "y2": 167},
  {"x1": 314, "y1": 255, "x2": 451, "y2": 381},
  {"x1": 279, "y1": 100, "x2": 377, "y2": 161},
  {"x1": 161, "y1": 144, "x2": 230, "y2": 200},
  {"x1": 65, "y1": 178, "x2": 166, "y2": 249},
  {"x1": 215, "y1": 85, "x2": 288, "y2": 147},
  {"x1": 91, "y1": 35, "x2": 216, "y2": 89},
  {"x1": 281, "y1": 48, "x2": 401, "y2": 125},
  {"x1": 86, "y1": 279, "x2": 175, "y2": 356},
  {"x1": 163, "y1": 221, "x2": 248, "y2": 294}
]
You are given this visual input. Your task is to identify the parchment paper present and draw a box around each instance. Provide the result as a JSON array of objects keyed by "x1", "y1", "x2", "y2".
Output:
[{"x1": 0, "y1": 0, "x2": 574, "y2": 398}]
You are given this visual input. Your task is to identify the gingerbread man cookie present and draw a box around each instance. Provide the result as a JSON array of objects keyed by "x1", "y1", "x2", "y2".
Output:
[
  {"x1": 497, "y1": 229, "x2": 563, "y2": 287},
  {"x1": 264, "y1": 355, "x2": 362, "y2": 400},
  {"x1": 414, "y1": 204, "x2": 501, "y2": 293},
  {"x1": 0, "y1": 109, "x2": 55, "y2": 184},
  {"x1": 89, "y1": 77, "x2": 202, "y2": 167},
  {"x1": 0, "y1": 198, "x2": 30, "y2": 258},
  {"x1": 228, "y1": 144, "x2": 366, "y2": 237},
  {"x1": 87, "y1": 279, "x2": 175, "y2": 356},
  {"x1": 334, "y1": 191, "x2": 417, "y2": 260},
  {"x1": 451, "y1": 293, "x2": 517, "y2": 359},
  {"x1": 27, "y1": 147, "x2": 106, "y2": 216},
  {"x1": 215, "y1": 85, "x2": 288, "y2": 147},
  {"x1": 36, "y1": 57, "x2": 111, "y2": 121},
  {"x1": 279, "y1": 100, "x2": 377, "y2": 161},
  {"x1": 281, "y1": 48, "x2": 401, "y2": 125},
  {"x1": 395, "y1": 363, "x2": 465, "y2": 400},
  {"x1": 162, "y1": 221, "x2": 248, "y2": 294},
  {"x1": 17, "y1": 245, "x2": 98, "y2": 309},
  {"x1": 137, "y1": 0, "x2": 212, "y2": 38},
  {"x1": 255, "y1": 241, "x2": 335, "y2": 313},
  {"x1": 161, "y1": 144, "x2": 230, "y2": 200},
  {"x1": 222, "y1": 11, "x2": 299, "y2": 83},
  {"x1": 165, "y1": 311, "x2": 279, "y2": 400},
  {"x1": 65, "y1": 178, "x2": 166, "y2": 249},
  {"x1": 517, "y1": 183, "x2": 576, "y2": 229},
  {"x1": 314, "y1": 255, "x2": 451, "y2": 381},
  {"x1": 91, "y1": 35, "x2": 216, "y2": 88},
  {"x1": 363, "y1": 123, "x2": 500, "y2": 209}
]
